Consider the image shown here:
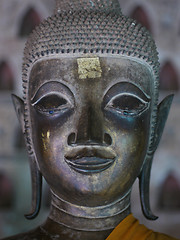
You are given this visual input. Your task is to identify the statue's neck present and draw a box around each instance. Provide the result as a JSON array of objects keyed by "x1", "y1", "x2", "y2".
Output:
[{"x1": 41, "y1": 190, "x2": 131, "y2": 239}]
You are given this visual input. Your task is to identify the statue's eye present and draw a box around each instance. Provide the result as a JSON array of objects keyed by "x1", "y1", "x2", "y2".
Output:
[
  {"x1": 33, "y1": 94, "x2": 70, "y2": 115},
  {"x1": 105, "y1": 94, "x2": 149, "y2": 116}
]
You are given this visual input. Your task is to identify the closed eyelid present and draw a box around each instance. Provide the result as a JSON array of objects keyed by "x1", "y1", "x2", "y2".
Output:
[
  {"x1": 109, "y1": 93, "x2": 149, "y2": 103},
  {"x1": 31, "y1": 92, "x2": 70, "y2": 106},
  {"x1": 103, "y1": 82, "x2": 151, "y2": 107},
  {"x1": 105, "y1": 92, "x2": 150, "y2": 117},
  {"x1": 31, "y1": 81, "x2": 74, "y2": 105}
]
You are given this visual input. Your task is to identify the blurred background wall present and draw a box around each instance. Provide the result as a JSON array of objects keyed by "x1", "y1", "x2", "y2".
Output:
[{"x1": 0, "y1": 0, "x2": 179, "y2": 238}]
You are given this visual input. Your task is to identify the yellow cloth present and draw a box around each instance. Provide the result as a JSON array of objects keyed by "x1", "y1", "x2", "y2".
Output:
[{"x1": 106, "y1": 214, "x2": 179, "y2": 240}]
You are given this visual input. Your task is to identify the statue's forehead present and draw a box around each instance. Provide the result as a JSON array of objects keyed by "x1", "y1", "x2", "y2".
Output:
[{"x1": 29, "y1": 56, "x2": 153, "y2": 97}]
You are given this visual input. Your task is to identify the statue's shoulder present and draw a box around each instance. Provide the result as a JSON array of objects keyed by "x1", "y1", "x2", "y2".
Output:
[{"x1": 1, "y1": 227, "x2": 53, "y2": 240}]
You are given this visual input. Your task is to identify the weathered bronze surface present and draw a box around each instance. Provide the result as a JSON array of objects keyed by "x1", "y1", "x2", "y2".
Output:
[{"x1": 4, "y1": 0, "x2": 174, "y2": 239}]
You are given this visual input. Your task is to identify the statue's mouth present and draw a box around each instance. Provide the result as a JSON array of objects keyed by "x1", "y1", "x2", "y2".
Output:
[{"x1": 65, "y1": 146, "x2": 116, "y2": 174}]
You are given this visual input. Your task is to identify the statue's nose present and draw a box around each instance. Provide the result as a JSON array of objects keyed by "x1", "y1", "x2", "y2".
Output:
[{"x1": 68, "y1": 105, "x2": 112, "y2": 146}]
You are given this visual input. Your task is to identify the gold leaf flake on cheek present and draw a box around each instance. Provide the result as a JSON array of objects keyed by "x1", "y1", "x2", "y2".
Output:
[
  {"x1": 47, "y1": 131, "x2": 50, "y2": 139},
  {"x1": 41, "y1": 131, "x2": 50, "y2": 151},
  {"x1": 77, "y1": 57, "x2": 102, "y2": 79}
]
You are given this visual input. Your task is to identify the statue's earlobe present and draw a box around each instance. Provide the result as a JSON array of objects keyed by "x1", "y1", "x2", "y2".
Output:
[
  {"x1": 12, "y1": 94, "x2": 25, "y2": 134},
  {"x1": 25, "y1": 156, "x2": 42, "y2": 220},
  {"x1": 12, "y1": 94, "x2": 42, "y2": 219},
  {"x1": 139, "y1": 94, "x2": 174, "y2": 220},
  {"x1": 139, "y1": 153, "x2": 158, "y2": 220}
]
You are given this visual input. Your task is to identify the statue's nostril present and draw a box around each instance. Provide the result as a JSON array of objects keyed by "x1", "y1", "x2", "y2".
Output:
[
  {"x1": 68, "y1": 133, "x2": 76, "y2": 145},
  {"x1": 104, "y1": 133, "x2": 112, "y2": 146}
]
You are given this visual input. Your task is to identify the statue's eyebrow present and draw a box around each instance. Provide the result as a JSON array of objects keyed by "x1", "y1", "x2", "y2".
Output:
[
  {"x1": 103, "y1": 82, "x2": 151, "y2": 106},
  {"x1": 31, "y1": 81, "x2": 74, "y2": 105}
]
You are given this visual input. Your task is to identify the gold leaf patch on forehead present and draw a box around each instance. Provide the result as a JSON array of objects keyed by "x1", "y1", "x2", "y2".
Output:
[{"x1": 77, "y1": 57, "x2": 102, "y2": 79}]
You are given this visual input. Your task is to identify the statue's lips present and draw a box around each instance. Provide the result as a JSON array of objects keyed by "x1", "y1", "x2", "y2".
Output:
[{"x1": 65, "y1": 146, "x2": 116, "y2": 173}]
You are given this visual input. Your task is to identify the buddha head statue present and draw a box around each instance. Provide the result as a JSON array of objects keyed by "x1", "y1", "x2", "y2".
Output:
[{"x1": 12, "y1": 0, "x2": 173, "y2": 236}]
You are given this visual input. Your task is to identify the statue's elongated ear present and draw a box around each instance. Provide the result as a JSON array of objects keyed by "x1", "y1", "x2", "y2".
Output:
[
  {"x1": 139, "y1": 94, "x2": 174, "y2": 220},
  {"x1": 12, "y1": 94, "x2": 25, "y2": 134},
  {"x1": 12, "y1": 94, "x2": 42, "y2": 219},
  {"x1": 151, "y1": 94, "x2": 174, "y2": 153}
]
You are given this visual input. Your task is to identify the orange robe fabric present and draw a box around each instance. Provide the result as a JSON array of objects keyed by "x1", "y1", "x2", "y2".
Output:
[{"x1": 106, "y1": 214, "x2": 179, "y2": 240}]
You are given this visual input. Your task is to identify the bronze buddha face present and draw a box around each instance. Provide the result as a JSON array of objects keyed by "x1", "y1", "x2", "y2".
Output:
[
  {"x1": 11, "y1": 1, "x2": 174, "y2": 237},
  {"x1": 27, "y1": 56, "x2": 153, "y2": 207}
]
